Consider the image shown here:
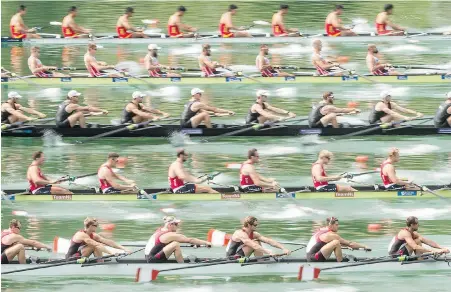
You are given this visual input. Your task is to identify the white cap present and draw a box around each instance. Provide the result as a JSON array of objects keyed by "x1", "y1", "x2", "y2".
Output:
[
  {"x1": 67, "y1": 90, "x2": 81, "y2": 98},
  {"x1": 148, "y1": 44, "x2": 161, "y2": 50},
  {"x1": 380, "y1": 91, "x2": 391, "y2": 99},
  {"x1": 8, "y1": 91, "x2": 22, "y2": 99},
  {"x1": 256, "y1": 89, "x2": 270, "y2": 97},
  {"x1": 191, "y1": 88, "x2": 204, "y2": 96},
  {"x1": 447, "y1": 91, "x2": 451, "y2": 99},
  {"x1": 163, "y1": 216, "x2": 181, "y2": 224},
  {"x1": 132, "y1": 91, "x2": 146, "y2": 99}
]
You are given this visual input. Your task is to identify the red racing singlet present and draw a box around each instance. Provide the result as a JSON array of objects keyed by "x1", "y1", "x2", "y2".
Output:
[
  {"x1": 325, "y1": 23, "x2": 341, "y2": 37},
  {"x1": 240, "y1": 163, "x2": 256, "y2": 186},
  {"x1": 219, "y1": 23, "x2": 234, "y2": 38},
  {"x1": 10, "y1": 25, "x2": 26, "y2": 39},
  {"x1": 169, "y1": 176, "x2": 184, "y2": 190},
  {"x1": 62, "y1": 26, "x2": 77, "y2": 38},
  {"x1": 312, "y1": 163, "x2": 328, "y2": 188},
  {"x1": 86, "y1": 56, "x2": 102, "y2": 77},
  {"x1": 98, "y1": 165, "x2": 114, "y2": 191},
  {"x1": 28, "y1": 164, "x2": 47, "y2": 193},
  {"x1": 168, "y1": 25, "x2": 182, "y2": 37},
  {"x1": 272, "y1": 24, "x2": 286, "y2": 36},
  {"x1": 380, "y1": 161, "x2": 394, "y2": 186},
  {"x1": 116, "y1": 26, "x2": 132, "y2": 38},
  {"x1": 200, "y1": 56, "x2": 218, "y2": 77}
]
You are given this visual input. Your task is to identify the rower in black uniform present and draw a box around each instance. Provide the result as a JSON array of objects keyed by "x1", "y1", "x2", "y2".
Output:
[
  {"x1": 120, "y1": 91, "x2": 169, "y2": 124},
  {"x1": 433, "y1": 91, "x2": 451, "y2": 128},
  {"x1": 368, "y1": 91, "x2": 422, "y2": 124},
  {"x1": 245, "y1": 90, "x2": 295, "y2": 124},
  {"x1": 1, "y1": 91, "x2": 46, "y2": 124}
]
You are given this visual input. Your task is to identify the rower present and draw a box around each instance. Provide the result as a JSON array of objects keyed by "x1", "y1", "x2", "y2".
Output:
[
  {"x1": 226, "y1": 216, "x2": 290, "y2": 257},
  {"x1": 145, "y1": 216, "x2": 211, "y2": 263},
  {"x1": 368, "y1": 91, "x2": 423, "y2": 124},
  {"x1": 66, "y1": 217, "x2": 130, "y2": 260},
  {"x1": 246, "y1": 90, "x2": 295, "y2": 124},
  {"x1": 62, "y1": 6, "x2": 91, "y2": 38},
  {"x1": 219, "y1": 4, "x2": 251, "y2": 38},
  {"x1": 180, "y1": 88, "x2": 234, "y2": 128},
  {"x1": 306, "y1": 217, "x2": 369, "y2": 262},
  {"x1": 168, "y1": 149, "x2": 219, "y2": 194},
  {"x1": 311, "y1": 150, "x2": 357, "y2": 192},
  {"x1": 167, "y1": 6, "x2": 197, "y2": 38},
  {"x1": 198, "y1": 44, "x2": 234, "y2": 77},
  {"x1": 145, "y1": 44, "x2": 181, "y2": 78},
  {"x1": 98, "y1": 153, "x2": 137, "y2": 194},
  {"x1": 1, "y1": 91, "x2": 46, "y2": 124},
  {"x1": 256, "y1": 44, "x2": 293, "y2": 77},
  {"x1": 375, "y1": 4, "x2": 405, "y2": 36},
  {"x1": 116, "y1": 7, "x2": 148, "y2": 38},
  {"x1": 380, "y1": 148, "x2": 419, "y2": 191},
  {"x1": 121, "y1": 91, "x2": 169, "y2": 124},
  {"x1": 1, "y1": 219, "x2": 51, "y2": 264},
  {"x1": 308, "y1": 91, "x2": 360, "y2": 128},
  {"x1": 56, "y1": 90, "x2": 108, "y2": 128},
  {"x1": 311, "y1": 40, "x2": 342, "y2": 76},
  {"x1": 271, "y1": 4, "x2": 299, "y2": 37},
  {"x1": 27, "y1": 151, "x2": 72, "y2": 195},
  {"x1": 366, "y1": 44, "x2": 400, "y2": 75},
  {"x1": 239, "y1": 148, "x2": 281, "y2": 193},
  {"x1": 388, "y1": 216, "x2": 449, "y2": 256},
  {"x1": 10, "y1": 5, "x2": 40, "y2": 39},
  {"x1": 325, "y1": 5, "x2": 357, "y2": 36},
  {"x1": 433, "y1": 91, "x2": 451, "y2": 128},
  {"x1": 1, "y1": 68, "x2": 12, "y2": 78},
  {"x1": 84, "y1": 43, "x2": 121, "y2": 77},
  {"x1": 28, "y1": 46, "x2": 67, "y2": 77}
]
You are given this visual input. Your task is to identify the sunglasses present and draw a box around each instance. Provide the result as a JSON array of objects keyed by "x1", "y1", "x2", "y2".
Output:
[
  {"x1": 91, "y1": 224, "x2": 98, "y2": 227},
  {"x1": 14, "y1": 226, "x2": 21, "y2": 230}
]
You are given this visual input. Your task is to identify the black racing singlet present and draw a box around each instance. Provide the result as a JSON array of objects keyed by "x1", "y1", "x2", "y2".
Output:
[
  {"x1": 55, "y1": 101, "x2": 74, "y2": 124},
  {"x1": 65, "y1": 230, "x2": 94, "y2": 259},
  {"x1": 180, "y1": 101, "x2": 199, "y2": 125},
  {"x1": 369, "y1": 102, "x2": 391, "y2": 124},
  {"x1": 388, "y1": 228, "x2": 415, "y2": 255},
  {"x1": 1, "y1": 102, "x2": 17, "y2": 124},
  {"x1": 121, "y1": 102, "x2": 142, "y2": 124},
  {"x1": 225, "y1": 230, "x2": 254, "y2": 257},
  {"x1": 245, "y1": 103, "x2": 266, "y2": 124},
  {"x1": 308, "y1": 104, "x2": 325, "y2": 127},
  {"x1": 434, "y1": 102, "x2": 451, "y2": 127}
]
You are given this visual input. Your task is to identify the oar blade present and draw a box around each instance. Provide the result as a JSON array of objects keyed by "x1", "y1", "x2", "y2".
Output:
[
  {"x1": 207, "y1": 229, "x2": 231, "y2": 247},
  {"x1": 151, "y1": 269, "x2": 160, "y2": 281},
  {"x1": 135, "y1": 267, "x2": 161, "y2": 282},
  {"x1": 297, "y1": 265, "x2": 321, "y2": 281}
]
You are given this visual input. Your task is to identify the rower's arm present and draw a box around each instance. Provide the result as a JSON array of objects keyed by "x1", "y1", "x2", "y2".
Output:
[
  {"x1": 391, "y1": 102, "x2": 421, "y2": 116},
  {"x1": 256, "y1": 233, "x2": 287, "y2": 251},
  {"x1": 18, "y1": 106, "x2": 46, "y2": 118},
  {"x1": 329, "y1": 105, "x2": 358, "y2": 114},
  {"x1": 253, "y1": 104, "x2": 279, "y2": 120},
  {"x1": 29, "y1": 166, "x2": 53, "y2": 185},
  {"x1": 103, "y1": 170, "x2": 135, "y2": 189},
  {"x1": 256, "y1": 56, "x2": 272, "y2": 70},
  {"x1": 83, "y1": 237, "x2": 114, "y2": 255},
  {"x1": 169, "y1": 233, "x2": 211, "y2": 246},
  {"x1": 248, "y1": 167, "x2": 274, "y2": 188},
  {"x1": 130, "y1": 108, "x2": 155, "y2": 119},
  {"x1": 418, "y1": 235, "x2": 443, "y2": 249},
  {"x1": 143, "y1": 106, "x2": 170, "y2": 118},
  {"x1": 384, "y1": 164, "x2": 409, "y2": 186},
  {"x1": 385, "y1": 20, "x2": 404, "y2": 31},
  {"x1": 174, "y1": 167, "x2": 204, "y2": 184},
  {"x1": 236, "y1": 232, "x2": 272, "y2": 254},
  {"x1": 313, "y1": 57, "x2": 336, "y2": 70},
  {"x1": 330, "y1": 16, "x2": 344, "y2": 30},
  {"x1": 199, "y1": 104, "x2": 233, "y2": 115},
  {"x1": 403, "y1": 233, "x2": 433, "y2": 253},
  {"x1": 381, "y1": 106, "x2": 409, "y2": 121},
  {"x1": 3, "y1": 105, "x2": 34, "y2": 121},
  {"x1": 178, "y1": 21, "x2": 196, "y2": 32},
  {"x1": 200, "y1": 56, "x2": 218, "y2": 69},
  {"x1": 312, "y1": 164, "x2": 341, "y2": 182},
  {"x1": 94, "y1": 234, "x2": 129, "y2": 251},
  {"x1": 18, "y1": 235, "x2": 51, "y2": 250},
  {"x1": 265, "y1": 103, "x2": 292, "y2": 115}
]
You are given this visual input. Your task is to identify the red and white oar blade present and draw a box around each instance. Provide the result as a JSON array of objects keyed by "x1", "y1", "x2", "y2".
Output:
[
  {"x1": 53, "y1": 236, "x2": 70, "y2": 254},
  {"x1": 135, "y1": 267, "x2": 160, "y2": 282},
  {"x1": 298, "y1": 265, "x2": 321, "y2": 281},
  {"x1": 207, "y1": 229, "x2": 231, "y2": 247}
]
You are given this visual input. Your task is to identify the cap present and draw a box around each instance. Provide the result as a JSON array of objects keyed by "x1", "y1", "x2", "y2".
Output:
[
  {"x1": 148, "y1": 44, "x2": 162, "y2": 50},
  {"x1": 380, "y1": 91, "x2": 391, "y2": 99},
  {"x1": 191, "y1": 88, "x2": 204, "y2": 96},
  {"x1": 67, "y1": 90, "x2": 81, "y2": 98},
  {"x1": 132, "y1": 91, "x2": 146, "y2": 99},
  {"x1": 256, "y1": 89, "x2": 270, "y2": 97},
  {"x1": 8, "y1": 91, "x2": 22, "y2": 99},
  {"x1": 164, "y1": 216, "x2": 181, "y2": 224},
  {"x1": 446, "y1": 91, "x2": 451, "y2": 99}
]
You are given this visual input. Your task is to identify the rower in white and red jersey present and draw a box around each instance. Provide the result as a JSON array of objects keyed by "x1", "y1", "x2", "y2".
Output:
[
  {"x1": 271, "y1": 4, "x2": 299, "y2": 37},
  {"x1": 84, "y1": 43, "x2": 121, "y2": 77},
  {"x1": 28, "y1": 46, "x2": 67, "y2": 77},
  {"x1": 1, "y1": 219, "x2": 51, "y2": 264},
  {"x1": 379, "y1": 148, "x2": 419, "y2": 191},
  {"x1": 375, "y1": 4, "x2": 405, "y2": 36},
  {"x1": 145, "y1": 216, "x2": 211, "y2": 263},
  {"x1": 65, "y1": 217, "x2": 130, "y2": 260},
  {"x1": 198, "y1": 44, "x2": 234, "y2": 77},
  {"x1": 98, "y1": 153, "x2": 137, "y2": 194},
  {"x1": 388, "y1": 216, "x2": 449, "y2": 257},
  {"x1": 10, "y1": 5, "x2": 40, "y2": 39},
  {"x1": 116, "y1": 7, "x2": 148, "y2": 38},
  {"x1": 62, "y1": 6, "x2": 91, "y2": 38},
  {"x1": 366, "y1": 44, "x2": 400, "y2": 75},
  {"x1": 144, "y1": 44, "x2": 181, "y2": 78},
  {"x1": 167, "y1": 6, "x2": 197, "y2": 38},
  {"x1": 239, "y1": 148, "x2": 281, "y2": 193},
  {"x1": 308, "y1": 92, "x2": 360, "y2": 128},
  {"x1": 246, "y1": 90, "x2": 295, "y2": 124},
  {"x1": 26, "y1": 151, "x2": 72, "y2": 195},
  {"x1": 168, "y1": 149, "x2": 218, "y2": 194},
  {"x1": 1, "y1": 91, "x2": 46, "y2": 124},
  {"x1": 311, "y1": 40, "x2": 342, "y2": 76},
  {"x1": 306, "y1": 217, "x2": 370, "y2": 262},
  {"x1": 256, "y1": 44, "x2": 293, "y2": 77},
  {"x1": 325, "y1": 5, "x2": 356, "y2": 37},
  {"x1": 368, "y1": 91, "x2": 422, "y2": 124},
  {"x1": 226, "y1": 216, "x2": 290, "y2": 258},
  {"x1": 311, "y1": 150, "x2": 357, "y2": 192},
  {"x1": 219, "y1": 4, "x2": 251, "y2": 38}
]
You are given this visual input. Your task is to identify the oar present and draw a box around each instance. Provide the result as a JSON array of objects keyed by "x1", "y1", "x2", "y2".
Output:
[
  {"x1": 340, "y1": 119, "x2": 416, "y2": 138},
  {"x1": 393, "y1": 65, "x2": 447, "y2": 70},
  {"x1": 240, "y1": 246, "x2": 306, "y2": 267},
  {"x1": 340, "y1": 170, "x2": 379, "y2": 180},
  {"x1": 412, "y1": 183, "x2": 449, "y2": 200}
]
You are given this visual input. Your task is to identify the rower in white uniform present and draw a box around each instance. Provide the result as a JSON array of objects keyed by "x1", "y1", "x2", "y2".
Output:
[{"x1": 366, "y1": 44, "x2": 399, "y2": 75}]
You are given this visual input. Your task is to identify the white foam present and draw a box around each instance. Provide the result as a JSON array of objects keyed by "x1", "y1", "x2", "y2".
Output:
[
  {"x1": 261, "y1": 204, "x2": 327, "y2": 219},
  {"x1": 275, "y1": 87, "x2": 297, "y2": 98},
  {"x1": 399, "y1": 144, "x2": 440, "y2": 155},
  {"x1": 381, "y1": 207, "x2": 451, "y2": 219},
  {"x1": 259, "y1": 146, "x2": 300, "y2": 156},
  {"x1": 384, "y1": 45, "x2": 430, "y2": 53},
  {"x1": 124, "y1": 213, "x2": 159, "y2": 220}
]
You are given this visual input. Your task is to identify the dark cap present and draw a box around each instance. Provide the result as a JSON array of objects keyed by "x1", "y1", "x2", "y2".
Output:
[
  {"x1": 384, "y1": 4, "x2": 394, "y2": 11},
  {"x1": 108, "y1": 152, "x2": 120, "y2": 159},
  {"x1": 229, "y1": 4, "x2": 238, "y2": 10},
  {"x1": 335, "y1": 4, "x2": 344, "y2": 10},
  {"x1": 406, "y1": 216, "x2": 419, "y2": 227},
  {"x1": 69, "y1": 6, "x2": 77, "y2": 12},
  {"x1": 126, "y1": 7, "x2": 134, "y2": 13},
  {"x1": 178, "y1": 6, "x2": 186, "y2": 12},
  {"x1": 280, "y1": 4, "x2": 289, "y2": 9}
]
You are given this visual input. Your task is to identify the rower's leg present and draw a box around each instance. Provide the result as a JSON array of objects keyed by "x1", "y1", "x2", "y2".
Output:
[
  {"x1": 380, "y1": 115, "x2": 395, "y2": 123},
  {"x1": 341, "y1": 31, "x2": 357, "y2": 36},
  {"x1": 408, "y1": 238, "x2": 424, "y2": 255},
  {"x1": 8, "y1": 115, "x2": 20, "y2": 123},
  {"x1": 195, "y1": 184, "x2": 219, "y2": 194},
  {"x1": 50, "y1": 186, "x2": 73, "y2": 195},
  {"x1": 166, "y1": 72, "x2": 182, "y2": 78},
  {"x1": 163, "y1": 241, "x2": 184, "y2": 263},
  {"x1": 81, "y1": 246, "x2": 96, "y2": 257},
  {"x1": 319, "y1": 239, "x2": 343, "y2": 261},
  {"x1": 277, "y1": 72, "x2": 294, "y2": 77},
  {"x1": 132, "y1": 116, "x2": 145, "y2": 123},
  {"x1": 190, "y1": 112, "x2": 211, "y2": 128},
  {"x1": 28, "y1": 34, "x2": 41, "y2": 39},
  {"x1": 235, "y1": 31, "x2": 252, "y2": 38},
  {"x1": 337, "y1": 185, "x2": 358, "y2": 192},
  {"x1": 5, "y1": 243, "x2": 25, "y2": 263},
  {"x1": 257, "y1": 116, "x2": 270, "y2": 123},
  {"x1": 446, "y1": 116, "x2": 451, "y2": 127},
  {"x1": 320, "y1": 113, "x2": 338, "y2": 128},
  {"x1": 52, "y1": 72, "x2": 67, "y2": 77},
  {"x1": 68, "y1": 111, "x2": 85, "y2": 128}
]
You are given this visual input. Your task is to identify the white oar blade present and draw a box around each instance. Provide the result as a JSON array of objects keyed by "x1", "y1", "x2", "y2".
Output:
[
  {"x1": 135, "y1": 267, "x2": 159, "y2": 282},
  {"x1": 298, "y1": 265, "x2": 320, "y2": 281},
  {"x1": 207, "y1": 229, "x2": 230, "y2": 247},
  {"x1": 50, "y1": 21, "x2": 63, "y2": 26},
  {"x1": 142, "y1": 19, "x2": 158, "y2": 25},
  {"x1": 226, "y1": 163, "x2": 242, "y2": 169},
  {"x1": 253, "y1": 20, "x2": 271, "y2": 26}
]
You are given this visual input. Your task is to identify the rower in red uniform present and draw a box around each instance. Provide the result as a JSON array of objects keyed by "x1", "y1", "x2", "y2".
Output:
[
  {"x1": 116, "y1": 7, "x2": 148, "y2": 38},
  {"x1": 97, "y1": 153, "x2": 137, "y2": 194},
  {"x1": 379, "y1": 148, "x2": 419, "y2": 191},
  {"x1": 9, "y1": 5, "x2": 40, "y2": 39},
  {"x1": 256, "y1": 44, "x2": 293, "y2": 77},
  {"x1": 271, "y1": 4, "x2": 300, "y2": 37},
  {"x1": 168, "y1": 149, "x2": 218, "y2": 194},
  {"x1": 145, "y1": 216, "x2": 211, "y2": 263},
  {"x1": 239, "y1": 148, "x2": 281, "y2": 193},
  {"x1": 325, "y1": 5, "x2": 356, "y2": 37},
  {"x1": 219, "y1": 4, "x2": 251, "y2": 38},
  {"x1": 65, "y1": 217, "x2": 130, "y2": 260},
  {"x1": 145, "y1": 44, "x2": 181, "y2": 78},
  {"x1": 1, "y1": 219, "x2": 51, "y2": 264},
  {"x1": 26, "y1": 151, "x2": 72, "y2": 195},
  {"x1": 84, "y1": 43, "x2": 121, "y2": 77},
  {"x1": 375, "y1": 4, "x2": 405, "y2": 36},
  {"x1": 226, "y1": 216, "x2": 290, "y2": 258},
  {"x1": 311, "y1": 40, "x2": 343, "y2": 76},
  {"x1": 306, "y1": 217, "x2": 369, "y2": 262},
  {"x1": 62, "y1": 6, "x2": 91, "y2": 38},
  {"x1": 366, "y1": 44, "x2": 400, "y2": 75},
  {"x1": 388, "y1": 216, "x2": 449, "y2": 257},
  {"x1": 28, "y1": 46, "x2": 67, "y2": 77},
  {"x1": 167, "y1": 6, "x2": 197, "y2": 38},
  {"x1": 198, "y1": 44, "x2": 234, "y2": 77},
  {"x1": 311, "y1": 150, "x2": 357, "y2": 192}
]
